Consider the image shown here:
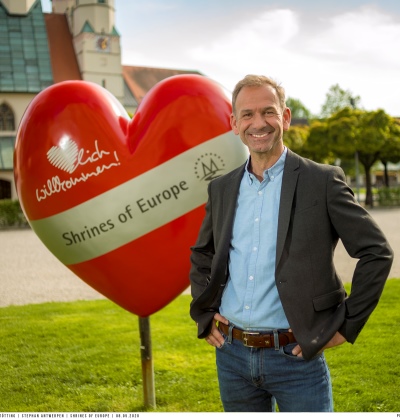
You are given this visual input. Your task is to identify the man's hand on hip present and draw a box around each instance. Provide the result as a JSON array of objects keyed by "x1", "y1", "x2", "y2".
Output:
[
  {"x1": 205, "y1": 313, "x2": 229, "y2": 348},
  {"x1": 291, "y1": 331, "x2": 347, "y2": 358}
]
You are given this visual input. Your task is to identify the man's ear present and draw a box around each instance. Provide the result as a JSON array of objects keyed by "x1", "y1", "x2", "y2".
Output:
[
  {"x1": 230, "y1": 113, "x2": 239, "y2": 135},
  {"x1": 283, "y1": 107, "x2": 291, "y2": 131}
]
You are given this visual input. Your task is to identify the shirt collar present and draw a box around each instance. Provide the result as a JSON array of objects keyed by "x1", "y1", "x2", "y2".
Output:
[{"x1": 245, "y1": 147, "x2": 287, "y2": 185}]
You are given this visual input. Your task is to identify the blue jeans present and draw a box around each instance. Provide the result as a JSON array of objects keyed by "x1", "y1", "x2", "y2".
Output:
[{"x1": 216, "y1": 329, "x2": 333, "y2": 412}]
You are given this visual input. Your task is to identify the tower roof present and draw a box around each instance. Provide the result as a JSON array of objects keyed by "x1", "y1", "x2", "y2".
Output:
[
  {"x1": 80, "y1": 20, "x2": 95, "y2": 34},
  {"x1": 0, "y1": 0, "x2": 53, "y2": 93}
]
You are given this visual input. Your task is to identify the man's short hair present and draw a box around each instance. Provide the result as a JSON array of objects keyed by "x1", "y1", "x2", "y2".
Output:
[{"x1": 232, "y1": 74, "x2": 286, "y2": 115}]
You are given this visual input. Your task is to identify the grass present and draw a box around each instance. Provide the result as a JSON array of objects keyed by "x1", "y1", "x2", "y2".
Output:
[{"x1": 0, "y1": 279, "x2": 399, "y2": 412}]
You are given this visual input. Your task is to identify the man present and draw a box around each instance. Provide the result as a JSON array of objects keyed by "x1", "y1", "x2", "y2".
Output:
[{"x1": 189, "y1": 74, "x2": 393, "y2": 412}]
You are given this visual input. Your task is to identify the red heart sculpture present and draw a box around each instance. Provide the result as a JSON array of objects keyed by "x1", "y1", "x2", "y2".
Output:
[{"x1": 14, "y1": 75, "x2": 247, "y2": 317}]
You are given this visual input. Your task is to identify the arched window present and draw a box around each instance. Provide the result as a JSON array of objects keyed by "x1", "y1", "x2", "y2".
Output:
[{"x1": 0, "y1": 104, "x2": 15, "y2": 131}]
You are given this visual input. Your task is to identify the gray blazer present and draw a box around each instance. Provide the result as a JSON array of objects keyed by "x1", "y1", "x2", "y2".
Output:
[{"x1": 190, "y1": 149, "x2": 393, "y2": 360}]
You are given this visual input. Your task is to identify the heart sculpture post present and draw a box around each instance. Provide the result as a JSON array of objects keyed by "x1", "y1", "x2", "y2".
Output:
[{"x1": 14, "y1": 75, "x2": 248, "y2": 408}]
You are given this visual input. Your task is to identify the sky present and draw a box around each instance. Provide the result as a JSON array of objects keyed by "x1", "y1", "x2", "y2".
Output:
[{"x1": 41, "y1": 0, "x2": 400, "y2": 116}]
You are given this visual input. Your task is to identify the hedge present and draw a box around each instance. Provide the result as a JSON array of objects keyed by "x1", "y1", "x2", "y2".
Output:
[
  {"x1": 0, "y1": 199, "x2": 29, "y2": 228},
  {"x1": 376, "y1": 187, "x2": 400, "y2": 207}
]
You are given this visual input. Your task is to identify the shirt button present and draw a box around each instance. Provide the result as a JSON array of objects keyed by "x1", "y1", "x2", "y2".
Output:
[
  {"x1": 245, "y1": 306, "x2": 250, "y2": 310},
  {"x1": 270, "y1": 175, "x2": 275, "y2": 180},
  {"x1": 249, "y1": 276, "x2": 254, "y2": 280},
  {"x1": 255, "y1": 218, "x2": 259, "y2": 222},
  {"x1": 253, "y1": 247, "x2": 257, "y2": 251},
  {"x1": 258, "y1": 191, "x2": 263, "y2": 195}
]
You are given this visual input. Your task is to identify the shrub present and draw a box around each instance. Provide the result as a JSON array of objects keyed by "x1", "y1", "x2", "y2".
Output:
[
  {"x1": 0, "y1": 199, "x2": 28, "y2": 228},
  {"x1": 377, "y1": 187, "x2": 400, "y2": 206}
]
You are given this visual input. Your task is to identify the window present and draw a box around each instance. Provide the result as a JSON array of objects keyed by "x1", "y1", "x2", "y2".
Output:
[
  {"x1": 0, "y1": 104, "x2": 15, "y2": 131},
  {"x1": 0, "y1": 179, "x2": 11, "y2": 199},
  {"x1": 0, "y1": 137, "x2": 15, "y2": 170}
]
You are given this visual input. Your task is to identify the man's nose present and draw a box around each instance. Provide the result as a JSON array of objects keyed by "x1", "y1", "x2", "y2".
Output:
[{"x1": 252, "y1": 112, "x2": 267, "y2": 128}]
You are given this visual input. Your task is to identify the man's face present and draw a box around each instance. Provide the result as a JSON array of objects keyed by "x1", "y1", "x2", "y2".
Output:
[{"x1": 230, "y1": 85, "x2": 291, "y2": 156}]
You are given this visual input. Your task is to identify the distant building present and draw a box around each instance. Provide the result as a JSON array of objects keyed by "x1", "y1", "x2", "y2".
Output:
[
  {"x1": 0, "y1": 0, "x2": 203, "y2": 200},
  {"x1": 290, "y1": 118, "x2": 309, "y2": 127}
]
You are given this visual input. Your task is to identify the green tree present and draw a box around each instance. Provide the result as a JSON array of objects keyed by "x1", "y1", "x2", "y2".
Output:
[
  {"x1": 327, "y1": 108, "x2": 392, "y2": 206},
  {"x1": 303, "y1": 120, "x2": 336, "y2": 164},
  {"x1": 286, "y1": 97, "x2": 312, "y2": 119},
  {"x1": 379, "y1": 118, "x2": 400, "y2": 187},
  {"x1": 320, "y1": 84, "x2": 361, "y2": 118},
  {"x1": 283, "y1": 125, "x2": 309, "y2": 155}
]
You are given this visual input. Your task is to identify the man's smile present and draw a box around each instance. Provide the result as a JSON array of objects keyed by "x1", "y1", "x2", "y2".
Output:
[{"x1": 248, "y1": 130, "x2": 274, "y2": 139}]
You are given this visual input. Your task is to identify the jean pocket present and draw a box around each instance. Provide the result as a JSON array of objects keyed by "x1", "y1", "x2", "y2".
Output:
[
  {"x1": 281, "y1": 343, "x2": 304, "y2": 360},
  {"x1": 216, "y1": 331, "x2": 229, "y2": 350},
  {"x1": 281, "y1": 343, "x2": 323, "y2": 361}
]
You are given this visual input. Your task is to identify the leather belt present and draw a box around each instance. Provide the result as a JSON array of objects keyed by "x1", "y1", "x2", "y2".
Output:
[{"x1": 219, "y1": 323, "x2": 296, "y2": 348}]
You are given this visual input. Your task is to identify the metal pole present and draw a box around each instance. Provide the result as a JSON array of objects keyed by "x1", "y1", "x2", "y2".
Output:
[{"x1": 138, "y1": 316, "x2": 156, "y2": 409}]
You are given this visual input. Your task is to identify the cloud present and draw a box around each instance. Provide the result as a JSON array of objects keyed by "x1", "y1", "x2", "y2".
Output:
[
  {"x1": 305, "y1": 6, "x2": 400, "y2": 69},
  {"x1": 299, "y1": 6, "x2": 400, "y2": 113},
  {"x1": 189, "y1": 9, "x2": 299, "y2": 64},
  {"x1": 183, "y1": 5, "x2": 400, "y2": 115},
  {"x1": 185, "y1": 9, "x2": 305, "y2": 97},
  {"x1": 119, "y1": 3, "x2": 400, "y2": 115}
]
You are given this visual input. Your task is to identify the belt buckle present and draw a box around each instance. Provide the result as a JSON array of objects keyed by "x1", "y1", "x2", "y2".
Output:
[{"x1": 242, "y1": 331, "x2": 260, "y2": 347}]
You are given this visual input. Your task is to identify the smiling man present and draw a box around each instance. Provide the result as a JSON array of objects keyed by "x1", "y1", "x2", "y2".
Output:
[
  {"x1": 231, "y1": 81, "x2": 290, "y2": 160},
  {"x1": 189, "y1": 74, "x2": 393, "y2": 412}
]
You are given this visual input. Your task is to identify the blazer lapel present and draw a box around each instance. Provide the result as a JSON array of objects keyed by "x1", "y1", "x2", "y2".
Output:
[
  {"x1": 222, "y1": 165, "x2": 244, "y2": 213},
  {"x1": 276, "y1": 150, "x2": 300, "y2": 268},
  {"x1": 220, "y1": 164, "x2": 245, "y2": 244}
]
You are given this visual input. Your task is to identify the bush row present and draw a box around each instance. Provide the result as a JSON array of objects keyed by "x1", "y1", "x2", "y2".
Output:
[
  {"x1": 376, "y1": 187, "x2": 400, "y2": 207},
  {"x1": 0, "y1": 199, "x2": 29, "y2": 228}
]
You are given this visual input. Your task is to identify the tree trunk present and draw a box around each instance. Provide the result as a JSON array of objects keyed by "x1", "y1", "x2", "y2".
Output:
[
  {"x1": 360, "y1": 152, "x2": 379, "y2": 207},
  {"x1": 364, "y1": 165, "x2": 374, "y2": 207},
  {"x1": 382, "y1": 161, "x2": 390, "y2": 187}
]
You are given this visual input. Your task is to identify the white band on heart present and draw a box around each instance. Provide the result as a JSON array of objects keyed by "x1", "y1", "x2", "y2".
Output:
[{"x1": 30, "y1": 131, "x2": 247, "y2": 265}]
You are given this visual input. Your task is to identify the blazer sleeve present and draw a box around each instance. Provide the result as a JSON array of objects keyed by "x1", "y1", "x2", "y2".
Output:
[
  {"x1": 189, "y1": 182, "x2": 214, "y2": 301},
  {"x1": 327, "y1": 167, "x2": 394, "y2": 343},
  {"x1": 189, "y1": 182, "x2": 217, "y2": 338}
]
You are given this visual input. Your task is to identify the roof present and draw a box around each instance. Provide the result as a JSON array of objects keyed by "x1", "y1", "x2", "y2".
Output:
[
  {"x1": 81, "y1": 20, "x2": 95, "y2": 33},
  {"x1": 44, "y1": 13, "x2": 82, "y2": 83},
  {"x1": 123, "y1": 79, "x2": 138, "y2": 109},
  {"x1": 122, "y1": 65, "x2": 203, "y2": 105},
  {"x1": 0, "y1": 2, "x2": 203, "y2": 107},
  {"x1": 0, "y1": 0, "x2": 53, "y2": 93}
]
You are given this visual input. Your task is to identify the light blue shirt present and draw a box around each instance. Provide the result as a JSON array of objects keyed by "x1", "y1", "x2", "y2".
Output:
[{"x1": 220, "y1": 148, "x2": 290, "y2": 331}]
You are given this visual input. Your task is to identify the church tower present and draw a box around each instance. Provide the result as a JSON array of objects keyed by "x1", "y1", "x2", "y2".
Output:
[{"x1": 51, "y1": 0, "x2": 124, "y2": 102}]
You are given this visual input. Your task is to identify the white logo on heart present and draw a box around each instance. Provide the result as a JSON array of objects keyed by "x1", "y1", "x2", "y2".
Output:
[
  {"x1": 38, "y1": 139, "x2": 121, "y2": 202},
  {"x1": 47, "y1": 138, "x2": 79, "y2": 174}
]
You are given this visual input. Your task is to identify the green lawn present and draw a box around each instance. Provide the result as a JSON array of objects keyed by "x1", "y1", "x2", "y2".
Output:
[{"x1": 0, "y1": 279, "x2": 399, "y2": 412}]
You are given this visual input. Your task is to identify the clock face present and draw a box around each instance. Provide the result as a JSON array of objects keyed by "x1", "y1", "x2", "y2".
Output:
[{"x1": 96, "y1": 36, "x2": 109, "y2": 51}]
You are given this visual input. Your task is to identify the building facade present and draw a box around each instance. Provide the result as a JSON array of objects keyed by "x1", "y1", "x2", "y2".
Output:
[{"x1": 0, "y1": 0, "x2": 202, "y2": 200}]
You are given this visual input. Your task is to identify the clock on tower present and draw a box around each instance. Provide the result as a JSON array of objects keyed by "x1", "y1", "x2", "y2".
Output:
[{"x1": 96, "y1": 36, "x2": 110, "y2": 52}]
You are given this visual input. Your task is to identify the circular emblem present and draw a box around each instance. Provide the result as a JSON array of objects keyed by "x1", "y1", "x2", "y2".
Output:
[{"x1": 194, "y1": 153, "x2": 225, "y2": 181}]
